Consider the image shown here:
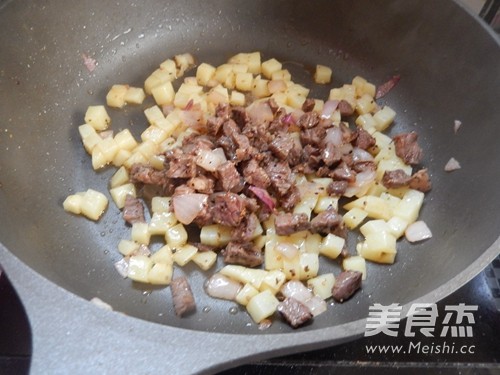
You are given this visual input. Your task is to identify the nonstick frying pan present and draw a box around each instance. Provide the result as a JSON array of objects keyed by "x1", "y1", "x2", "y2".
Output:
[{"x1": 0, "y1": 0, "x2": 499, "y2": 373}]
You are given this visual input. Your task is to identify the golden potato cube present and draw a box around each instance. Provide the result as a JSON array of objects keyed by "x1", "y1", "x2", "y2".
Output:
[
  {"x1": 85, "y1": 105, "x2": 110, "y2": 131},
  {"x1": 252, "y1": 77, "x2": 271, "y2": 98},
  {"x1": 214, "y1": 64, "x2": 233, "y2": 83},
  {"x1": 106, "y1": 84, "x2": 129, "y2": 108},
  {"x1": 149, "y1": 211, "x2": 177, "y2": 235},
  {"x1": 361, "y1": 231, "x2": 397, "y2": 259},
  {"x1": 360, "y1": 219, "x2": 390, "y2": 237},
  {"x1": 344, "y1": 195, "x2": 393, "y2": 221},
  {"x1": 131, "y1": 222, "x2": 151, "y2": 245},
  {"x1": 220, "y1": 265, "x2": 267, "y2": 289},
  {"x1": 141, "y1": 125, "x2": 169, "y2": 145},
  {"x1": 151, "y1": 81, "x2": 175, "y2": 106},
  {"x1": 246, "y1": 290, "x2": 279, "y2": 323},
  {"x1": 293, "y1": 193, "x2": 318, "y2": 220},
  {"x1": 229, "y1": 52, "x2": 261, "y2": 74},
  {"x1": 63, "y1": 194, "x2": 83, "y2": 215},
  {"x1": 172, "y1": 243, "x2": 198, "y2": 266},
  {"x1": 135, "y1": 140, "x2": 158, "y2": 160},
  {"x1": 230, "y1": 90, "x2": 246, "y2": 106},
  {"x1": 356, "y1": 93, "x2": 377, "y2": 115},
  {"x1": 235, "y1": 283, "x2": 260, "y2": 306},
  {"x1": 123, "y1": 151, "x2": 148, "y2": 169},
  {"x1": 264, "y1": 236, "x2": 283, "y2": 271},
  {"x1": 124, "y1": 86, "x2": 146, "y2": 104},
  {"x1": 196, "y1": 62, "x2": 216, "y2": 86},
  {"x1": 159, "y1": 58, "x2": 177, "y2": 74},
  {"x1": 235, "y1": 72, "x2": 253, "y2": 92},
  {"x1": 165, "y1": 223, "x2": 188, "y2": 248},
  {"x1": 393, "y1": 189, "x2": 424, "y2": 223},
  {"x1": 355, "y1": 113, "x2": 377, "y2": 131},
  {"x1": 387, "y1": 216, "x2": 409, "y2": 238},
  {"x1": 343, "y1": 207, "x2": 369, "y2": 229},
  {"x1": 307, "y1": 273, "x2": 335, "y2": 299},
  {"x1": 343, "y1": 256, "x2": 367, "y2": 280},
  {"x1": 118, "y1": 239, "x2": 140, "y2": 257},
  {"x1": 319, "y1": 233, "x2": 345, "y2": 259},
  {"x1": 260, "y1": 270, "x2": 287, "y2": 294},
  {"x1": 304, "y1": 233, "x2": 322, "y2": 254},
  {"x1": 144, "y1": 105, "x2": 165, "y2": 126},
  {"x1": 151, "y1": 197, "x2": 172, "y2": 214},
  {"x1": 200, "y1": 224, "x2": 232, "y2": 247},
  {"x1": 174, "y1": 53, "x2": 195, "y2": 76},
  {"x1": 373, "y1": 106, "x2": 396, "y2": 131},
  {"x1": 314, "y1": 64, "x2": 332, "y2": 84},
  {"x1": 80, "y1": 189, "x2": 108, "y2": 221},
  {"x1": 112, "y1": 149, "x2": 132, "y2": 167},
  {"x1": 109, "y1": 183, "x2": 136, "y2": 209},
  {"x1": 114, "y1": 128, "x2": 138, "y2": 151},
  {"x1": 192, "y1": 250, "x2": 217, "y2": 271},
  {"x1": 148, "y1": 262, "x2": 173, "y2": 285},
  {"x1": 207, "y1": 85, "x2": 229, "y2": 105},
  {"x1": 314, "y1": 196, "x2": 339, "y2": 214},
  {"x1": 261, "y1": 58, "x2": 282, "y2": 79},
  {"x1": 271, "y1": 69, "x2": 291, "y2": 81},
  {"x1": 283, "y1": 254, "x2": 301, "y2": 280},
  {"x1": 94, "y1": 137, "x2": 119, "y2": 166},
  {"x1": 299, "y1": 253, "x2": 319, "y2": 280},
  {"x1": 127, "y1": 255, "x2": 153, "y2": 283},
  {"x1": 150, "y1": 245, "x2": 174, "y2": 265}
]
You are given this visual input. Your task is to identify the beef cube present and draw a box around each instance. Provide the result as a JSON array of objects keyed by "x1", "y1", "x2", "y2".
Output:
[
  {"x1": 269, "y1": 133, "x2": 294, "y2": 160},
  {"x1": 206, "y1": 116, "x2": 224, "y2": 136},
  {"x1": 275, "y1": 212, "x2": 310, "y2": 235},
  {"x1": 231, "y1": 106, "x2": 250, "y2": 128},
  {"x1": 170, "y1": 276, "x2": 196, "y2": 317},
  {"x1": 332, "y1": 270, "x2": 362, "y2": 303},
  {"x1": 210, "y1": 192, "x2": 247, "y2": 227},
  {"x1": 222, "y1": 241, "x2": 263, "y2": 267},
  {"x1": 382, "y1": 169, "x2": 412, "y2": 188},
  {"x1": 327, "y1": 180, "x2": 349, "y2": 196},
  {"x1": 187, "y1": 175, "x2": 215, "y2": 194},
  {"x1": 218, "y1": 161, "x2": 243, "y2": 192},
  {"x1": 265, "y1": 160, "x2": 295, "y2": 196},
  {"x1": 243, "y1": 159, "x2": 271, "y2": 188},
  {"x1": 129, "y1": 164, "x2": 169, "y2": 186},
  {"x1": 393, "y1": 131, "x2": 423, "y2": 165},
  {"x1": 332, "y1": 161, "x2": 356, "y2": 182},
  {"x1": 301, "y1": 98, "x2": 316, "y2": 112},
  {"x1": 232, "y1": 213, "x2": 260, "y2": 242},
  {"x1": 338, "y1": 100, "x2": 354, "y2": 116},
  {"x1": 353, "y1": 128, "x2": 376, "y2": 150},
  {"x1": 165, "y1": 149, "x2": 196, "y2": 179},
  {"x1": 409, "y1": 168, "x2": 432, "y2": 192},
  {"x1": 310, "y1": 207, "x2": 342, "y2": 235},
  {"x1": 279, "y1": 185, "x2": 301, "y2": 211},
  {"x1": 321, "y1": 142, "x2": 342, "y2": 167},
  {"x1": 278, "y1": 297, "x2": 313, "y2": 328},
  {"x1": 297, "y1": 111, "x2": 320, "y2": 129},
  {"x1": 123, "y1": 195, "x2": 145, "y2": 224}
]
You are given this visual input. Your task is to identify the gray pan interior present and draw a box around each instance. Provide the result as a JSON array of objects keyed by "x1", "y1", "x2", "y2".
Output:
[{"x1": 0, "y1": 0, "x2": 499, "y2": 373}]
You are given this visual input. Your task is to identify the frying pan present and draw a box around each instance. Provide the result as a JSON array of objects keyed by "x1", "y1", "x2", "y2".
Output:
[{"x1": 0, "y1": 0, "x2": 499, "y2": 373}]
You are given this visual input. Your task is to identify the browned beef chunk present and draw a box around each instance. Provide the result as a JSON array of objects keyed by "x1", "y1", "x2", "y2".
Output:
[
  {"x1": 393, "y1": 131, "x2": 423, "y2": 165},
  {"x1": 310, "y1": 207, "x2": 342, "y2": 235},
  {"x1": 243, "y1": 159, "x2": 271, "y2": 188},
  {"x1": 278, "y1": 297, "x2": 313, "y2": 328},
  {"x1": 269, "y1": 133, "x2": 294, "y2": 160},
  {"x1": 181, "y1": 134, "x2": 214, "y2": 154},
  {"x1": 352, "y1": 161, "x2": 376, "y2": 173},
  {"x1": 129, "y1": 164, "x2": 169, "y2": 186},
  {"x1": 297, "y1": 111, "x2": 320, "y2": 129},
  {"x1": 267, "y1": 98, "x2": 280, "y2": 114},
  {"x1": 338, "y1": 100, "x2": 354, "y2": 116},
  {"x1": 222, "y1": 119, "x2": 241, "y2": 138},
  {"x1": 409, "y1": 168, "x2": 432, "y2": 192},
  {"x1": 123, "y1": 194, "x2": 145, "y2": 224},
  {"x1": 353, "y1": 128, "x2": 376, "y2": 150},
  {"x1": 321, "y1": 143, "x2": 342, "y2": 167},
  {"x1": 173, "y1": 184, "x2": 195, "y2": 196},
  {"x1": 170, "y1": 276, "x2": 196, "y2": 317},
  {"x1": 187, "y1": 175, "x2": 215, "y2": 194},
  {"x1": 301, "y1": 98, "x2": 316, "y2": 112},
  {"x1": 326, "y1": 180, "x2": 349, "y2": 197},
  {"x1": 231, "y1": 106, "x2": 250, "y2": 128},
  {"x1": 210, "y1": 192, "x2": 247, "y2": 227},
  {"x1": 300, "y1": 125, "x2": 326, "y2": 147},
  {"x1": 382, "y1": 169, "x2": 412, "y2": 188},
  {"x1": 340, "y1": 122, "x2": 356, "y2": 143},
  {"x1": 265, "y1": 160, "x2": 294, "y2": 196},
  {"x1": 215, "y1": 102, "x2": 231, "y2": 120},
  {"x1": 287, "y1": 135, "x2": 303, "y2": 167},
  {"x1": 331, "y1": 270, "x2": 362, "y2": 303},
  {"x1": 222, "y1": 241, "x2": 263, "y2": 267},
  {"x1": 165, "y1": 149, "x2": 196, "y2": 178},
  {"x1": 232, "y1": 212, "x2": 260, "y2": 242},
  {"x1": 193, "y1": 203, "x2": 213, "y2": 227},
  {"x1": 332, "y1": 161, "x2": 356, "y2": 182},
  {"x1": 218, "y1": 161, "x2": 243, "y2": 192},
  {"x1": 279, "y1": 185, "x2": 301, "y2": 211},
  {"x1": 275, "y1": 212, "x2": 310, "y2": 235},
  {"x1": 206, "y1": 116, "x2": 224, "y2": 136},
  {"x1": 191, "y1": 242, "x2": 219, "y2": 252},
  {"x1": 216, "y1": 135, "x2": 237, "y2": 161}
]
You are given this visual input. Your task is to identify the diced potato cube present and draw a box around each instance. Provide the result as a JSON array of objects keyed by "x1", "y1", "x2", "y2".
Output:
[
  {"x1": 360, "y1": 219, "x2": 390, "y2": 237},
  {"x1": 174, "y1": 53, "x2": 195, "y2": 76},
  {"x1": 260, "y1": 270, "x2": 287, "y2": 294},
  {"x1": 123, "y1": 151, "x2": 147, "y2": 169},
  {"x1": 131, "y1": 222, "x2": 151, "y2": 245},
  {"x1": 228, "y1": 52, "x2": 261, "y2": 74},
  {"x1": 264, "y1": 236, "x2": 283, "y2": 271},
  {"x1": 200, "y1": 224, "x2": 232, "y2": 247},
  {"x1": 149, "y1": 212, "x2": 177, "y2": 235},
  {"x1": 94, "y1": 137, "x2": 119, "y2": 167},
  {"x1": 235, "y1": 283, "x2": 260, "y2": 306},
  {"x1": 299, "y1": 253, "x2": 319, "y2": 280},
  {"x1": 85, "y1": 105, "x2": 111, "y2": 131},
  {"x1": 343, "y1": 207, "x2": 369, "y2": 229},
  {"x1": 159, "y1": 58, "x2": 177, "y2": 75},
  {"x1": 80, "y1": 189, "x2": 108, "y2": 221},
  {"x1": 235, "y1": 72, "x2": 253, "y2": 92},
  {"x1": 293, "y1": 194, "x2": 318, "y2": 220},
  {"x1": 151, "y1": 81, "x2": 175, "y2": 106},
  {"x1": 380, "y1": 192, "x2": 401, "y2": 210},
  {"x1": 151, "y1": 197, "x2": 172, "y2": 213},
  {"x1": 150, "y1": 245, "x2": 173, "y2": 265},
  {"x1": 109, "y1": 183, "x2": 136, "y2": 209},
  {"x1": 314, "y1": 196, "x2": 339, "y2": 213},
  {"x1": 114, "y1": 129, "x2": 138, "y2": 151},
  {"x1": 373, "y1": 106, "x2": 396, "y2": 131},
  {"x1": 135, "y1": 140, "x2": 158, "y2": 160},
  {"x1": 252, "y1": 76, "x2": 270, "y2": 98},
  {"x1": 192, "y1": 250, "x2": 217, "y2": 271},
  {"x1": 314, "y1": 64, "x2": 332, "y2": 84},
  {"x1": 127, "y1": 255, "x2": 153, "y2": 283},
  {"x1": 360, "y1": 231, "x2": 397, "y2": 263},
  {"x1": 304, "y1": 233, "x2": 322, "y2": 254},
  {"x1": 91, "y1": 147, "x2": 107, "y2": 170},
  {"x1": 344, "y1": 195, "x2": 393, "y2": 221},
  {"x1": 196, "y1": 62, "x2": 216, "y2": 86},
  {"x1": 369, "y1": 131, "x2": 393, "y2": 155},
  {"x1": 141, "y1": 125, "x2": 169, "y2": 145},
  {"x1": 165, "y1": 223, "x2": 188, "y2": 248},
  {"x1": 112, "y1": 149, "x2": 132, "y2": 167},
  {"x1": 207, "y1": 85, "x2": 230, "y2": 105},
  {"x1": 343, "y1": 256, "x2": 367, "y2": 280},
  {"x1": 307, "y1": 273, "x2": 335, "y2": 299},
  {"x1": 148, "y1": 262, "x2": 173, "y2": 285},
  {"x1": 283, "y1": 254, "x2": 301, "y2": 280},
  {"x1": 124, "y1": 86, "x2": 146, "y2": 104},
  {"x1": 246, "y1": 290, "x2": 279, "y2": 323},
  {"x1": 387, "y1": 216, "x2": 409, "y2": 238},
  {"x1": 319, "y1": 233, "x2": 345, "y2": 259},
  {"x1": 220, "y1": 265, "x2": 267, "y2": 289},
  {"x1": 118, "y1": 239, "x2": 140, "y2": 256},
  {"x1": 230, "y1": 90, "x2": 246, "y2": 106},
  {"x1": 356, "y1": 93, "x2": 377, "y2": 115},
  {"x1": 355, "y1": 113, "x2": 377, "y2": 131},
  {"x1": 172, "y1": 244, "x2": 198, "y2": 266},
  {"x1": 393, "y1": 189, "x2": 424, "y2": 223},
  {"x1": 144, "y1": 67, "x2": 176, "y2": 95},
  {"x1": 261, "y1": 58, "x2": 282, "y2": 79},
  {"x1": 106, "y1": 84, "x2": 129, "y2": 108},
  {"x1": 144, "y1": 105, "x2": 165, "y2": 126},
  {"x1": 62, "y1": 194, "x2": 83, "y2": 215},
  {"x1": 271, "y1": 69, "x2": 291, "y2": 81}
]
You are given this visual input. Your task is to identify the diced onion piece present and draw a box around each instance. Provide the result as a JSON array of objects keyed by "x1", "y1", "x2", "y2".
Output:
[
  {"x1": 324, "y1": 126, "x2": 343, "y2": 146},
  {"x1": 280, "y1": 280, "x2": 313, "y2": 303},
  {"x1": 444, "y1": 157, "x2": 461, "y2": 172},
  {"x1": 205, "y1": 273, "x2": 242, "y2": 300},
  {"x1": 248, "y1": 185, "x2": 275, "y2": 211},
  {"x1": 303, "y1": 295, "x2": 327, "y2": 317},
  {"x1": 405, "y1": 220, "x2": 432, "y2": 243},
  {"x1": 246, "y1": 101, "x2": 274, "y2": 124},
  {"x1": 454, "y1": 120, "x2": 462, "y2": 134},
  {"x1": 352, "y1": 147, "x2": 374, "y2": 163},
  {"x1": 195, "y1": 148, "x2": 227, "y2": 172},
  {"x1": 275, "y1": 242, "x2": 299, "y2": 260},
  {"x1": 114, "y1": 258, "x2": 129, "y2": 278},
  {"x1": 172, "y1": 193, "x2": 208, "y2": 225},
  {"x1": 321, "y1": 99, "x2": 339, "y2": 119}
]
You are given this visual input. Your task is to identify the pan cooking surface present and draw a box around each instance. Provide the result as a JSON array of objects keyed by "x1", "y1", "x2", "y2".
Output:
[{"x1": 0, "y1": 0, "x2": 499, "y2": 335}]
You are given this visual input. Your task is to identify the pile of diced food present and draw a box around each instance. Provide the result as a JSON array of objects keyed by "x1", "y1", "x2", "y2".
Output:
[{"x1": 63, "y1": 51, "x2": 432, "y2": 328}]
